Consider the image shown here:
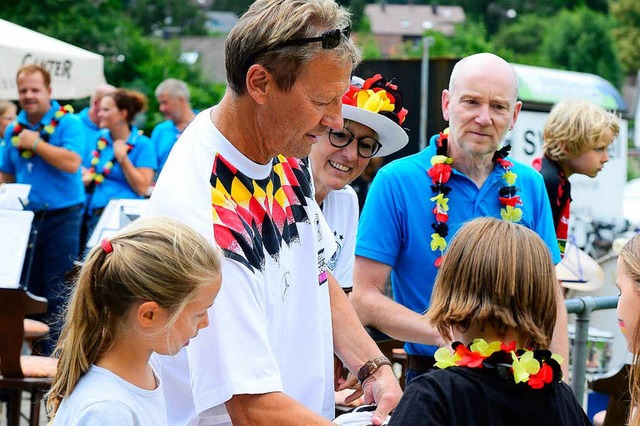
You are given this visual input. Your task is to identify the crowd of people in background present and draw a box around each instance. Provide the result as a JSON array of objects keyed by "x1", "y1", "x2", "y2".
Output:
[{"x1": 0, "y1": 0, "x2": 638, "y2": 425}]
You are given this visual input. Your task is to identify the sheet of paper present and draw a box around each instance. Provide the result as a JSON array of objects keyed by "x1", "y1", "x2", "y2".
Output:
[
  {"x1": 86, "y1": 198, "x2": 148, "y2": 248},
  {"x1": 0, "y1": 183, "x2": 31, "y2": 210},
  {"x1": 0, "y1": 209, "x2": 34, "y2": 288}
]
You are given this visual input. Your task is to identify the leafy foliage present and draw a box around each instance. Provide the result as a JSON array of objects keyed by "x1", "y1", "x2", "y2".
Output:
[
  {"x1": 0, "y1": 1, "x2": 225, "y2": 134},
  {"x1": 540, "y1": 7, "x2": 621, "y2": 87},
  {"x1": 610, "y1": 0, "x2": 640, "y2": 74},
  {"x1": 125, "y1": 0, "x2": 207, "y2": 36}
]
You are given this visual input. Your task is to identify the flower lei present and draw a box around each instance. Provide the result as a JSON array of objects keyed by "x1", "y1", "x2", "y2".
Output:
[
  {"x1": 10, "y1": 104, "x2": 74, "y2": 159},
  {"x1": 427, "y1": 128, "x2": 523, "y2": 267},
  {"x1": 434, "y1": 339, "x2": 564, "y2": 390},
  {"x1": 342, "y1": 74, "x2": 408, "y2": 126},
  {"x1": 87, "y1": 136, "x2": 133, "y2": 185}
]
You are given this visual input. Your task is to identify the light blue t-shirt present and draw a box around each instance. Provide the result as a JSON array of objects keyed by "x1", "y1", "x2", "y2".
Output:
[
  {"x1": 87, "y1": 127, "x2": 157, "y2": 210},
  {"x1": 1, "y1": 100, "x2": 85, "y2": 210},
  {"x1": 52, "y1": 365, "x2": 167, "y2": 426},
  {"x1": 356, "y1": 135, "x2": 561, "y2": 357}
]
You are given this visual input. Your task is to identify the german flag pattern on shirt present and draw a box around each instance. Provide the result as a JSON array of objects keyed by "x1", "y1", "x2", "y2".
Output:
[{"x1": 210, "y1": 153, "x2": 312, "y2": 272}]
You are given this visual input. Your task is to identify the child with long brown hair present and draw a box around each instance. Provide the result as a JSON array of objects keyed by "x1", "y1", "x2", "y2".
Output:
[
  {"x1": 617, "y1": 234, "x2": 640, "y2": 426},
  {"x1": 46, "y1": 216, "x2": 222, "y2": 424},
  {"x1": 390, "y1": 217, "x2": 590, "y2": 425}
]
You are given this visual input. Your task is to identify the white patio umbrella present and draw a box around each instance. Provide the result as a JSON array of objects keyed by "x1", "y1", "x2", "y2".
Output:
[{"x1": 0, "y1": 19, "x2": 106, "y2": 100}]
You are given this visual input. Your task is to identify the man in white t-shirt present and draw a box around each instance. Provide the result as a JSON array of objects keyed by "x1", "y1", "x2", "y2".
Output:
[
  {"x1": 146, "y1": 1, "x2": 402, "y2": 425},
  {"x1": 310, "y1": 74, "x2": 409, "y2": 292}
]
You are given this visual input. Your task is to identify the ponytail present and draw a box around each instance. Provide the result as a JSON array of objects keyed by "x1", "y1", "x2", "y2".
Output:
[{"x1": 46, "y1": 249, "x2": 112, "y2": 417}]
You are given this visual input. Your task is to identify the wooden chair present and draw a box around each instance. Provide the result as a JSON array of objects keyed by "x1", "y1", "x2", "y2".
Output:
[
  {"x1": 23, "y1": 319, "x2": 50, "y2": 356},
  {"x1": 0, "y1": 288, "x2": 58, "y2": 426}
]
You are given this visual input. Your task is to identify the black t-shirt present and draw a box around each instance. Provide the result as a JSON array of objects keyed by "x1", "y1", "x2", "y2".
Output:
[
  {"x1": 534, "y1": 156, "x2": 571, "y2": 231},
  {"x1": 389, "y1": 367, "x2": 592, "y2": 426}
]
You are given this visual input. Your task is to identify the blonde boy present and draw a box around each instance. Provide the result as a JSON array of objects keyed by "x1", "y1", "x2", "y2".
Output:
[{"x1": 534, "y1": 99, "x2": 619, "y2": 255}]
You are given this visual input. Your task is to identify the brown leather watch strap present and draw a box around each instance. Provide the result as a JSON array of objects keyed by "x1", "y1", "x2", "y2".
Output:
[{"x1": 357, "y1": 356, "x2": 392, "y2": 384}]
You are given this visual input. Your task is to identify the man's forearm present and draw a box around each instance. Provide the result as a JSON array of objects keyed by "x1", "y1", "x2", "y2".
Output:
[
  {"x1": 226, "y1": 392, "x2": 334, "y2": 426},
  {"x1": 351, "y1": 285, "x2": 444, "y2": 346},
  {"x1": 329, "y1": 274, "x2": 385, "y2": 371},
  {"x1": 351, "y1": 256, "x2": 444, "y2": 347}
]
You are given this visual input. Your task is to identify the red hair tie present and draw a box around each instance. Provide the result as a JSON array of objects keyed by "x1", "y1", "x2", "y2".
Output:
[{"x1": 101, "y1": 238, "x2": 113, "y2": 254}]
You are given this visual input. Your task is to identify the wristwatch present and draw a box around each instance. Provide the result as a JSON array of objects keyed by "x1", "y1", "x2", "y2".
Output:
[{"x1": 357, "y1": 356, "x2": 392, "y2": 384}]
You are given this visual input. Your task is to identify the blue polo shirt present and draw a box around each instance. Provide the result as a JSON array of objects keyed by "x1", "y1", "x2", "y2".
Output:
[
  {"x1": 87, "y1": 127, "x2": 157, "y2": 210},
  {"x1": 1, "y1": 101, "x2": 85, "y2": 210},
  {"x1": 77, "y1": 107, "x2": 102, "y2": 165},
  {"x1": 151, "y1": 119, "x2": 181, "y2": 176},
  {"x1": 356, "y1": 134, "x2": 561, "y2": 357}
]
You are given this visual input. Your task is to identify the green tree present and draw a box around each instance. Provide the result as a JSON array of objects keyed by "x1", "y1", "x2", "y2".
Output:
[
  {"x1": 416, "y1": 20, "x2": 495, "y2": 59},
  {"x1": 0, "y1": 1, "x2": 225, "y2": 133},
  {"x1": 206, "y1": 0, "x2": 253, "y2": 15},
  {"x1": 492, "y1": 13, "x2": 553, "y2": 67},
  {"x1": 610, "y1": 0, "x2": 640, "y2": 74},
  {"x1": 125, "y1": 0, "x2": 207, "y2": 36},
  {"x1": 541, "y1": 7, "x2": 621, "y2": 87}
]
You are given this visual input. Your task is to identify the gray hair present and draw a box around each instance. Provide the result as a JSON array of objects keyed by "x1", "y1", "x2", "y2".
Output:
[
  {"x1": 225, "y1": 0, "x2": 361, "y2": 96},
  {"x1": 155, "y1": 78, "x2": 191, "y2": 102}
]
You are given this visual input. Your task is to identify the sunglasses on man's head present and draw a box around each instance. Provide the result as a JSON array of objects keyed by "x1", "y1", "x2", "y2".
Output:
[{"x1": 249, "y1": 26, "x2": 351, "y2": 65}]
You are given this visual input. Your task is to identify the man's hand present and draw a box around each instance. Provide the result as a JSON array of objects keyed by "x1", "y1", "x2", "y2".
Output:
[
  {"x1": 16, "y1": 129, "x2": 39, "y2": 150},
  {"x1": 361, "y1": 365, "x2": 402, "y2": 425},
  {"x1": 335, "y1": 372, "x2": 363, "y2": 405}
]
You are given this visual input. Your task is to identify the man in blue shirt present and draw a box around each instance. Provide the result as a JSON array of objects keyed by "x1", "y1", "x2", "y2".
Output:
[
  {"x1": 1, "y1": 64, "x2": 85, "y2": 355},
  {"x1": 151, "y1": 78, "x2": 196, "y2": 178},
  {"x1": 351, "y1": 53, "x2": 568, "y2": 384},
  {"x1": 76, "y1": 84, "x2": 115, "y2": 164}
]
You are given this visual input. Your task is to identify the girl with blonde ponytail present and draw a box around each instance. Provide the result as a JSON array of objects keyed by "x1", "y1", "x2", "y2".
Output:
[
  {"x1": 46, "y1": 216, "x2": 222, "y2": 425},
  {"x1": 617, "y1": 234, "x2": 640, "y2": 426}
]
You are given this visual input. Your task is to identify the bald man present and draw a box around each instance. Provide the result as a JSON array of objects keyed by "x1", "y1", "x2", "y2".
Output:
[{"x1": 351, "y1": 53, "x2": 567, "y2": 384}]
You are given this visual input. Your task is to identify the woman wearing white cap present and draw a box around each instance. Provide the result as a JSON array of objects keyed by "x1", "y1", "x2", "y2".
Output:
[{"x1": 309, "y1": 74, "x2": 409, "y2": 293}]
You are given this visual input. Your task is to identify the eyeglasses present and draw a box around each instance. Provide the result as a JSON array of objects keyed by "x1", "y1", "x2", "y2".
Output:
[
  {"x1": 249, "y1": 26, "x2": 351, "y2": 64},
  {"x1": 329, "y1": 127, "x2": 381, "y2": 158}
]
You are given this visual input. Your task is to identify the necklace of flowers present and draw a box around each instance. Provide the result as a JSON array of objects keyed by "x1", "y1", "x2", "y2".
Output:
[
  {"x1": 427, "y1": 128, "x2": 523, "y2": 267},
  {"x1": 10, "y1": 104, "x2": 74, "y2": 159},
  {"x1": 434, "y1": 339, "x2": 564, "y2": 389},
  {"x1": 87, "y1": 136, "x2": 133, "y2": 185}
]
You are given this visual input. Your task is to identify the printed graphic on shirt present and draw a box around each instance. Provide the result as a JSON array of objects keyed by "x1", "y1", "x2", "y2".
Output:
[
  {"x1": 327, "y1": 230, "x2": 344, "y2": 271},
  {"x1": 281, "y1": 271, "x2": 292, "y2": 301},
  {"x1": 210, "y1": 154, "x2": 313, "y2": 272},
  {"x1": 317, "y1": 248, "x2": 328, "y2": 286}
]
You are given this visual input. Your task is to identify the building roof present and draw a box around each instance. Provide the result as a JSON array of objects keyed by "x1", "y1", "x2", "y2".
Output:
[
  {"x1": 204, "y1": 11, "x2": 238, "y2": 34},
  {"x1": 365, "y1": 3, "x2": 465, "y2": 37},
  {"x1": 178, "y1": 36, "x2": 227, "y2": 83}
]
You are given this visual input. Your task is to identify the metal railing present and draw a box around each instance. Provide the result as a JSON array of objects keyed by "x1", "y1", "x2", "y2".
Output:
[{"x1": 565, "y1": 295, "x2": 620, "y2": 405}]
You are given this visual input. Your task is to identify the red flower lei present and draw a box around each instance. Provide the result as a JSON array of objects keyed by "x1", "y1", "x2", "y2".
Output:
[
  {"x1": 434, "y1": 339, "x2": 564, "y2": 390},
  {"x1": 427, "y1": 129, "x2": 523, "y2": 267},
  {"x1": 10, "y1": 104, "x2": 74, "y2": 159},
  {"x1": 87, "y1": 136, "x2": 133, "y2": 185}
]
